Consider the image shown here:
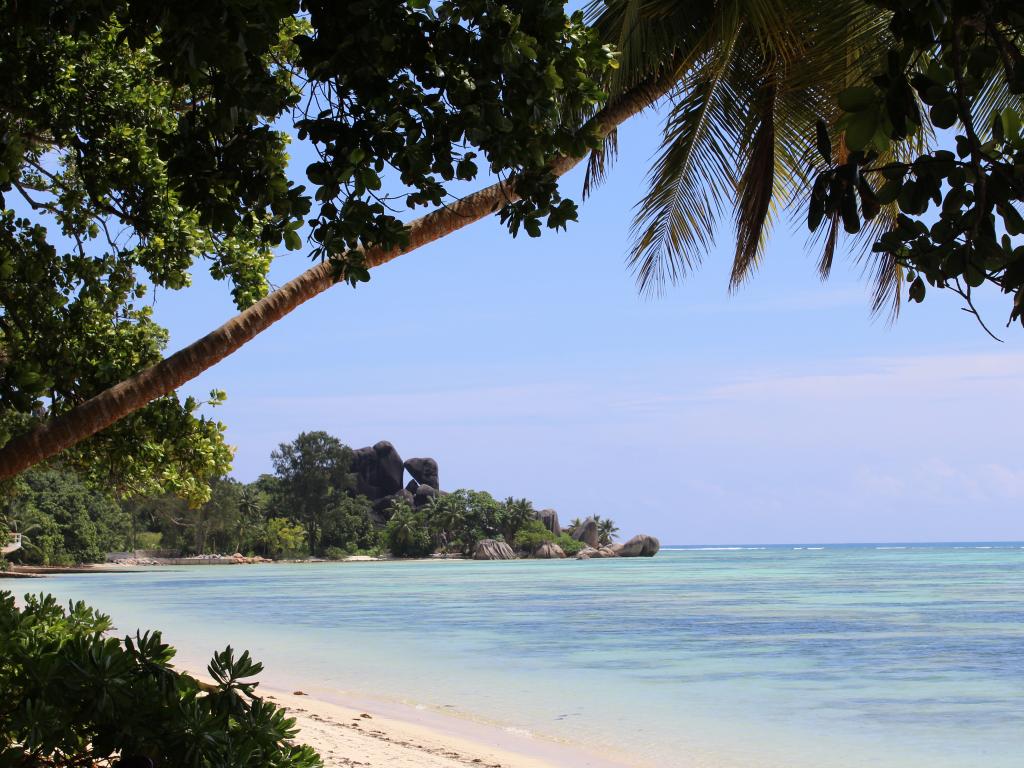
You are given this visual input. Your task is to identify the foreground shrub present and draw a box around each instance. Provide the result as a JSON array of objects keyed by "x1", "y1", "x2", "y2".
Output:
[
  {"x1": 555, "y1": 533, "x2": 585, "y2": 556},
  {"x1": 0, "y1": 592, "x2": 321, "y2": 767},
  {"x1": 513, "y1": 519, "x2": 554, "y2": 552}
]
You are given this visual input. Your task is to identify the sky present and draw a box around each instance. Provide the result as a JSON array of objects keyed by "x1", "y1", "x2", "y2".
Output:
[{"x1": 144, "y1": 105, "x2": 1024, "y2": 546}]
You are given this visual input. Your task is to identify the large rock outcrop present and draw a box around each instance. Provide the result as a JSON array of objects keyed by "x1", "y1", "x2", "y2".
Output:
[
  {"x1": 571, "y1": 517, "x2": 599, "y2": 549},
  {"x1": 370, "y1": 488, "x2": 415, "y2": 525},
  {"x1": 404, "y1": 457, "x2": 439, "y2": 490},
  {"x1": 535, "y1": 509, "x2": 561, "y2": 536},
  {"x1": 353, "y1": 441, "x2": 405, "y2": 499},
  {"x1": 472, "y1": 539, "x2": 517, "y2": 560},
  {"x1": 413, "y1": 484, "x2": 439, "y2": 509},
  {"x1": 617, "y1": 534, "x2": 660, "y2": 557},
  {"x1": 533, "y1": 542, "x2": 565, "y2": 559}
]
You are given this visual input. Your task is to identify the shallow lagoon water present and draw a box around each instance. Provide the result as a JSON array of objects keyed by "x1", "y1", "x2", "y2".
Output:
[{"x1": 30, "y1": 544, "x2": 1024, "y2": 768}]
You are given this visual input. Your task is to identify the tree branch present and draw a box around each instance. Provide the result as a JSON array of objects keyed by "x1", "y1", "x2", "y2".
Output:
[{"x1": 0, "y1": 64, "x2": 682, "y2": 480}]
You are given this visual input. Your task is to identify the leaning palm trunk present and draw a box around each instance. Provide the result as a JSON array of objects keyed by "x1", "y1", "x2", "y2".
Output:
[{"x1": 0, "y1": 68, "x2": 679, "y2": 481}]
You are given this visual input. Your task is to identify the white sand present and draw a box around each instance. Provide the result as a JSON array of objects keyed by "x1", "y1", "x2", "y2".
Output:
[{"x1": 188, "y1": 671, "x2": 641, "y2": 768}]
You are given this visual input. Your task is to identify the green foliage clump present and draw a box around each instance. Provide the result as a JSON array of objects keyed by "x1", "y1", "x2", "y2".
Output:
[
  {"x1": 3, "y1": 466, "x2": 128, "y2": 565},
  {"x1": 383, "y1": 502, "x2": 434, "y2": 558},
  {"x1": 262, "y1": 518, "x2": 309, "y2": 560},
  {"x1": 809, "y1": 0, "x2": 1024, "y2": 329},
  {"x1": 0, "y1": 0, "x2": 617, "y2": 488},
  {"x1": 513, "y1": 519, "x2": 555, "y2": 552},
  {"x1": 321, "y1": 495, "x2": 379, "y2": 553},
  {"x1": 0, "y1": 591, "x2": 321, "y2": 767},
  {"x1": 271, "y1": 432, "x2": 355, "y2": 554},
  {"x1": 555, "y1": 533, "x2": 585, "y2": 556}
]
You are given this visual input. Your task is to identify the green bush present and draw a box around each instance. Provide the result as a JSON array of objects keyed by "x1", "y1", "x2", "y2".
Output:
[
  {"x1": 134, "y1": 531, "x2": 163, "y2": 550},
  {"x1": 513, "y1": 519, "x2": 554, "y2": 552},
  {"x1": 555, "y1": 533, "x2": 584, "y2": 556},
  {"x1": 262, "y1": 518, "x2": 308, "y2": 559},
  {"x1": 383, "y1": 503, "x2": 434, "y2": 558},
  {"x1": 0, "y1": 591, "x2": 321, "y2": 767}
]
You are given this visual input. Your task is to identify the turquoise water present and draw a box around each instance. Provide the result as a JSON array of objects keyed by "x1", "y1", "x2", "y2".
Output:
[{"x1": 26, "y1": 544, "x2": 1024, "y2": 768}]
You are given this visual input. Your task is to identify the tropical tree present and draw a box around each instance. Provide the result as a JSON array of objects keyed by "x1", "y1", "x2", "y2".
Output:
[
  {"x1": 271, "y1": 432, "x2": 354, "y2": 554},
  {"x1": 807, "y1": 0, "x2": 1024, "y2": 332},
  {"x1": 424, "y1": 495, "x2": 462, "y2": 549},
  {"x1": 2, "y1": 515, "x2": 41, "y2": 562},
  {"x1": 499, "y1": 497, "x2": 536, "y2": 544},
  {"x1": 261, "y1": 517, "x2": 309, "y2": 560},
  {"x1": 236, "y1": 486, "x2": 265, "y2": 553},
  {"x1": 383, "y1": 501, "x2": 433, "y2": 558},
  {"x1": 591, "y1": 0, "x2": 1024, "y2": 326},
  {"x1": 5, "y1": 0, "x2": 1019, "y2": 490},
  {"x1": 595, "y1": 515, "x2": 620, "y2": 545},
  {"x1": 566, "y1": 517, "x2": 583, "y2": 535},
  {"x1": 585, "y1": 0, "x2": 907, "y2": 308},
  {"x1": 321, "y1": 495, "x2": 378, "y2": 553},
  {"x1": 0, "y1": 0, "x2": 630, "y2": 482}
]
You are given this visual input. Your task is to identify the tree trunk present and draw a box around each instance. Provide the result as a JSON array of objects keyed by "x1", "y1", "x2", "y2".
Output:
[{"x1": 0, "y1": 67, "x2": 679, "y2": 481}]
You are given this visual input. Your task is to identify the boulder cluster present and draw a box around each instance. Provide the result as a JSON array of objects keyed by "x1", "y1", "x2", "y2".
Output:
[
  {"x1": 351, "y1": 442, "x2": 661, "y2": 561},
  {"x1": 351, "y1": 441, "x2": 442, "y2": 523},
  {"x1": 471, "y1": 508, "x2": 660, "y2": 561}
]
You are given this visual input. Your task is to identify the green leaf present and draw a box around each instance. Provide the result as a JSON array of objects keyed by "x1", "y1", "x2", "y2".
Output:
[
  {"x1": 845, "y1": 109, "x2": 878, "y2": 151},
  {"x1": 838, "y1": 86, "x2": 877, "y2": 112},
  {"x1": 815, "y1": 119, "x2": 832, "y2": 162},
  {"x1": 908, "y1": 276, "x2": 926, "y2": 302},
  {"x1": 284, "y1": 229, "x2": 302, "y2": 251},
  {"x1": 929, "y1": 100, "x2": 958, "y2": 129}
]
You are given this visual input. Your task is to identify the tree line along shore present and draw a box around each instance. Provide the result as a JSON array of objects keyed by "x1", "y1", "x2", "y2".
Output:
[{"x1": 2, "y1": 431, "x2": 658, "y2": 571}]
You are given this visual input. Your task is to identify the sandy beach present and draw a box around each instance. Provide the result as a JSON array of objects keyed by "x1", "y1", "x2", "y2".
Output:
[{"x1": 198, "y1": 679, "x2": 639, "y2": 768}]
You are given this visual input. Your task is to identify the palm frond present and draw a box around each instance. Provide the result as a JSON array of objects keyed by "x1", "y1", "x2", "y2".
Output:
[
  {"x1": 731, "y1": 78, "x2": 778, "y2": 288},
  {"x1": 628, "y1": 25, "x2": 744, "y2": 295},
  {"x1": 583, "y1": 127, "x2": 618, "y2": 199}
]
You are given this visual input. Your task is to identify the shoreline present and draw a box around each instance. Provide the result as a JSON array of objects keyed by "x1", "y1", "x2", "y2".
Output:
[{"x1": 183, "y1": 664, "x2": 646, "y2": 768}]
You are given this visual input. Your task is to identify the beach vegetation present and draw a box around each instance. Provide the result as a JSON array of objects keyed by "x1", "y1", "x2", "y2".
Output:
[
  {"x1": 270, "y1": 432, "x2": 356, "y2": 555},
  {"x1": 261, "y1": 517, "x2": 310, "y2": 561},
  {"x1": 513, "y1": 519, "x2": 556, "y2": 553},
  {"x1": 321, "y1": 496, "x2": 380, "y2": 555},
  {"x1": 1, "y1": 0, "x2": 1022, "y2": 487},
  {"x1": 596, "y1": 515, "x2": 620, "y2": 546},
  {"x1": 0, "y1": 0, "x2": 617, "y2": 483},
  {"x1": 383, "y1": 502, "x2": 434, "y2": 559},
  {"x1": 2, "y1": 466, "x2": 128, "y2": 565},
  {"x1": 0, "y1": 591, "x2": 322, "y2": 767},
  {"x1": 554, "y1": 534, "x2": 586, "y2": 557},
  {"x1": 1, "y1": 433, "x2": 615, "y2": 564}
]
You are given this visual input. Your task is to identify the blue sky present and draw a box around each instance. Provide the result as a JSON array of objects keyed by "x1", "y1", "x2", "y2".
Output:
[{"x1": 149, "y1": 105, "x2": 1024, "y2": 545}]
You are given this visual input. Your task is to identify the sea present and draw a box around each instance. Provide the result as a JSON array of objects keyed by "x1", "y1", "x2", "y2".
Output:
[{"x1": 22, "y1": 543, "x2": 1024, "y2": 768}]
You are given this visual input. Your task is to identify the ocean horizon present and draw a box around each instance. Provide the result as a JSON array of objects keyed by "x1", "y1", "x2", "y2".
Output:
[{"x1": 31, "y1": 541, "x2": 1024, "y2": 768}]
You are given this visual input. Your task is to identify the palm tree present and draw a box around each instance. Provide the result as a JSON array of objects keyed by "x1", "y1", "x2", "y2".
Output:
[
  {"x1": 597, "y1": 517, "x2": 620, "y2": 546},
  {"x1": 566, "y1": 517, "x2": 583, "y2": 536},
  {"x1": 10, "y1": 1, "x2": 1016, "y2": 479},
  {"x1": 500, "y1": 497, "x2": 536, "y2": 545},
  {"x1": 0, "y1": 58, "x2": 681, "y2": 481},
  {"x1": 4, "y1": 516, "x2": 43, "y2": 561},
  {"x1": 585, "y1": 0, "x2": 902, "y2": 307},
  {"x1": 236, "y1": 487, "x2": 264, "y2": 553}
]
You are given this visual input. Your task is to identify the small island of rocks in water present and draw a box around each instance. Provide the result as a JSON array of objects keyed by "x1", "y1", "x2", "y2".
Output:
[
  {"x1": 7, "y1": 431, "x2": 657, "y2": 569},
  {"x1": 348, "y1": 438, "x2": 660, "y2": 561}
]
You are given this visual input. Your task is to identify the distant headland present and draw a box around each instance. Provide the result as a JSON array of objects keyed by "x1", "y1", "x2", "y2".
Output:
[{"x1": 3, "y1": 431, "x2": 658, "y2": 572}]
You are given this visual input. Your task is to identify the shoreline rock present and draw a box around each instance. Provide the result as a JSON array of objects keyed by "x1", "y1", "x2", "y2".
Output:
[
  {"x1": 617, "y1": 534, "x2": 660, "y2": 557},
  {"x1": 571, "y1": 518, "x2": 599, "y2": 548},
  {"x1": 472, "y1": 539, "x2": 516, "y2": 560},
  {"x1": 533, "y1": 542, "x2": 566, "y2": 559}
]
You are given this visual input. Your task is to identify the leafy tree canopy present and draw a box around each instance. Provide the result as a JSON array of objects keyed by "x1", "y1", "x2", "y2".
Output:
[
  {"x1": 0, "y1": 0, "x2": 616, "y2": 495},
  {"x1": 808, "y1": 0, "x2": 1024, "y2": 334},
  {"x1": 0, "y1": 591, "x2": 322, "y2": 767}
]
